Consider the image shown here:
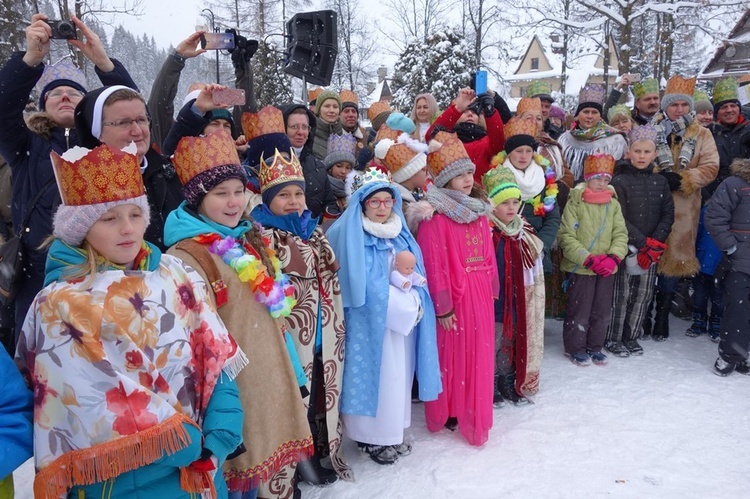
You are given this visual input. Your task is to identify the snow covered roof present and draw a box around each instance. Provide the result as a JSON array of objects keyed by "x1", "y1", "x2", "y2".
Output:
[
  {"x1": 363, "y1": 79, "x2": 392, "y2": 107},
  {"x1": 700, "y1": 8, "x2": 750, "y2": 79}
]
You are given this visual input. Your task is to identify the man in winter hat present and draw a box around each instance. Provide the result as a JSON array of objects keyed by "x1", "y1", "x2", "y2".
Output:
[
  {"x1": 632, "y1": 78, "x2": 661, "y2": 125},
  {"x1": 708, "y1": 77, "x2": 750, "y2": 196},
  {"x1": 339, "y1": 89, "x2": 367, "y2": 158},
  {"x1": 0, "y1": 12, "x2": 136, "y2": 338},
  {"x1": 527, "y1": 81, "x2": 563, "y2": 139}
]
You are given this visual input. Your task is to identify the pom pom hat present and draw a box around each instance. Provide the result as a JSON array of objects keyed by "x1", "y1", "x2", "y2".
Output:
[
  {"x1": 51, "y1": 142, "x2": 150, "y2": 246},
  {"x1": 315, "y1": 89, "x2": 341, "y2": 116},
  {"x1": 583, "y1": 153, "x2": 615, "y2": 181},
  {"x1": 426, "y1": 131, "x2": 475, "y2": 187},
  {"x1": 172, "y1": 129, "x2": 246, "y2": 208},
  {"x1": 482, "y1": 165, "x2": 521, "y2": 206}
]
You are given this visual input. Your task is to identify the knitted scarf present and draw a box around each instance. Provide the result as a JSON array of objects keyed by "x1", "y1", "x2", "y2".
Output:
[
  {"x1": 453, "y1": 122, "x2": 487, "y2": 143},
  {"x1": 425, "y1": 186, "x2": 489, "y2": 224},
  {"x1": 653, "y1": 111, "x2": 698, "y2": 171},
  {"x1": 558, "y1": 121, "x2": 627, "y2": 180}
]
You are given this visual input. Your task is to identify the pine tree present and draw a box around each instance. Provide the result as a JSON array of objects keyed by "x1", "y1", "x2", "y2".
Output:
[
  {"x1": 391, "y1": 28, "x2": 476, "y2": 111},
  {"x1": 252, "y1": 40, "x2": 293, "y2": 106}
]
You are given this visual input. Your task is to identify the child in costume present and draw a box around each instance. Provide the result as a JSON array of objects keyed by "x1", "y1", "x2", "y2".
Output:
[
  {"x1": 0, "y1": 346, "x2": 32, "y2": 498},
  {"x1": 16, "y1": 142, "x2": 245, "y2": 499},
  {"x1": 323, "y1": 132, "x2": 357, "y2": 224},
  {"x1": 374, "y1": 124, "x2": 430, "y2": 212},
  {"x1": 406, "y1": 131, "x2": 498, "y2": 446},
  {"x1": 327, "y1": 168, "x2": 441, "y2": 465},
  {"x1": 248, "y1": 107, "x2": 352, "y2": 483},
  {"x1": 163, "y1": 128, "x2": 313, "y2": 499},
  {"x1": 482, "y1": 165, "x2": 545, "y2": 406},
  {"x1": 606, "y1": 125, "x2": 674, "y2": 357},
  {"x1": 559, "y1": 154, "x2": 628, "y2": 366}
]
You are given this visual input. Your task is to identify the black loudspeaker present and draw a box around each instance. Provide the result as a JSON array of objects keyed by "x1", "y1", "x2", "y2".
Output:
[{"x1": 284, "y1": 10, "x2": 338, "y2": 86}]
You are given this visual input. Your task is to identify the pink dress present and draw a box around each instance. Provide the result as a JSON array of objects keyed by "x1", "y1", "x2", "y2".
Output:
[{"x1": 417, "y1": 213, "x2": 499, "y2": 446}]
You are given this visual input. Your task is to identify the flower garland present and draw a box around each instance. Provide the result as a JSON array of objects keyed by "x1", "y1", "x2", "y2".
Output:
[
  {"x1": 196, "y1": 233, "x2": 296, "y2": 318},
  {"x1": 490, "y1": 151, "x2": 558, "y2": 216}
]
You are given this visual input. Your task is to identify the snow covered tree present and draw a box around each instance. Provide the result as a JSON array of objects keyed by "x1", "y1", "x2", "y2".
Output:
[
  {"x1": 384, "y1": 0, "x2": 452, "y2": 47},
  {"x1": 328, "y1": 0, "x2": 376, "y2": 93},
  {"x1": 0, "y1": 0, "x2": 34, "y2": 62},
  {"x1": 252, "y1": 40, "x2": 293, "y2": 106},
  {"x1": 391, "y1": 27, "x2": 476, "y2": 111}
]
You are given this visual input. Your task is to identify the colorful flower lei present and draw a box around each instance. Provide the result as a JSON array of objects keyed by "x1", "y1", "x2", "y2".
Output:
[
  {"x1": 199, "y1": 233, "x2": 296, "y2": 318},
  {"x1": 532, "y1": 165, "x2": 559, "y2": 216}
]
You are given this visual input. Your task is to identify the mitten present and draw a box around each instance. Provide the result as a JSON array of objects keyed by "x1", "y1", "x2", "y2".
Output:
[
  {"x1": 598, "y1": 256, "x2": 618, "y2": 277},
  {"x1": 637, "y1": 247, "x2": 652, "y2": 270},
  {"x1": 584, "y1": 254, "x2": 606, "y2": 275},
  {"x1": 660, "y1": 171, "x2": 682, "y2": 191},
  {"x1": 645, "y1": 237, "x2": 667, "y2": 263}
]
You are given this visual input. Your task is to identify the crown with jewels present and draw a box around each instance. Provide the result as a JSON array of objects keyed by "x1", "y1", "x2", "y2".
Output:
[
  {"x1": 258, "y1": 149, "x2": 305, "y2": 193},
  {"x1": 172, "y1": 129, "x2": 241, "y2": 187},
  {"x1": 51, "y1": 143, "x2": 144, "y2": 206},
  {"x1": 368, "y1": 101, "x2": 392, "y2": 123},
  {"x1": 578, "y1": 84, "x2": 606, "y2": 106},
  {"x1": 351, "y1": 167, "x2": 392, "y2": 194},
  {"x1": 607, "y1": 104, "x2": 632, "y2": 122}
]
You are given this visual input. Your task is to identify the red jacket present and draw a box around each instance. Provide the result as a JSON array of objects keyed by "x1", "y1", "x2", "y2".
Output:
[{"x1": 426, "y1": 104, "x2": 505, "y2": 183}]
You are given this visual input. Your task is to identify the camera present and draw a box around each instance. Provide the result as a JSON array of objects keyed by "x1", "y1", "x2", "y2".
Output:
[{"x1": 48, "y1": 20, "x2": 77, "y2": 40}]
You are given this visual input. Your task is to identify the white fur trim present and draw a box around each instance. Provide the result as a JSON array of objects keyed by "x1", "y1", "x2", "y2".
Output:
[
  {"x1": 397, "y1": 132, "x2": 429, "y2": 154},
  {"x1": 392, "y1": 153, "x2": 426, "y2": 184},
  {"x1": 427, "y1": 138, "x2": 443, "y2": 154},
  {"x1": 374, "y1": 138, "x2": 395, "y2": 159},
  {"x1": 405, "y1": 199, "x2": 435, "y2": 236}
]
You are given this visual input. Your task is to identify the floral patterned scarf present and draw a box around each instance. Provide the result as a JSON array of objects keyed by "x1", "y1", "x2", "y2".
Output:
[{"x1": 17, "y1": 254, "x2": 245, "y2": 499}]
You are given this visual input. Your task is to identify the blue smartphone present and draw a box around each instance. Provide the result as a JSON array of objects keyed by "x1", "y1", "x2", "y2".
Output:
[{"x1": 474, "y1": 70, "x2": 488, "y2": 95}]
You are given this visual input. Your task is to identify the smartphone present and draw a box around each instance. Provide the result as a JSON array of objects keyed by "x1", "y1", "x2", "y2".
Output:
[
  {"x1": 623, "y1": 73, "x2": 641, "y2": 83},
  {"x1": 212, "y1": 88, "x2": 246, "y2": 107},
  {"x1": 474, "y1": 70, "x2": 488, "y2": 95},
  {"x1": 200, "y1": 32, "x2": 235, "y2": 50},
  {"x1": 47, "y1": 20, "x2": 77, "y2": 40}
]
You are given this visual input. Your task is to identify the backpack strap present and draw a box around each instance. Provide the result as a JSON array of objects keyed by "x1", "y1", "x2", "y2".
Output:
[{"x1": 175, "y1": 239, "x2": 229, "y2": 308}]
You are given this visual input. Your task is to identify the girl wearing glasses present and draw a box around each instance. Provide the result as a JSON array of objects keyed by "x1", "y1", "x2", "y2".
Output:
[
  {"x1": 74, "y1": 85, "x2": 184, "y2": 251},
  {"x1": 327, "y1": 168, "x2": 441, "y2": 466},
  {"x1": 406, "y1": 132, "x2": 499, "y2": 447}
]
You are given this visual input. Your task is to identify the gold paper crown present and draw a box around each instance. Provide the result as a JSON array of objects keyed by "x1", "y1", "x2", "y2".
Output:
[
  {"x1": 516, "y1": 97, "x2": 542, "y2": 117},
  {"x1": 665, "y1": 75, "x2": 696, "y2": 97},
  {"x1": 173, "y1": 129, "x2": 241, "y2": 187},
  {"x1": 351, "y1": 166, "x2": 391, "y2": 194},
  {"x1": 426, "y1": 131, "x2": 471, "y2": 180},
  {"x1": 339, "y1": 89, "x2": 358, "y2": 105},
  {"x1": 308, "y1": 87, "x2": 323, "y2": 103},
  {"x1": 584, "y1": 153, "x2": 615, "y2": 179},
  {"x1": 258, "y1": 150, "x2": 305, "y2": 193},
  {"x1": 51, "y1": 144, "x2": 145, "y2": 206},
  {"x1": 504, "y1": 116, "x2": 539, "y2": 139},
  {"x1": 368, "y1": 101, "x2": 392, "y2": 122},
  {"x1": 241, "y1": 106, "x2": 286, "y2": 142}
]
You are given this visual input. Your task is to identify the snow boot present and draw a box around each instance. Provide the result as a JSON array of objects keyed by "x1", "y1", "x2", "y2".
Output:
[
  {"x1": 652, "y1": 290, "x2": 674, "y2": 341},
  {"x1": 685, "y1": 313, "x2": 708, "y2": 337},
  {"x1": 641, "y1": 296, "x2": 654, "y2": 340},
  {"x1": 590, "y1": 351, "x2": 608, "y2": 366},
  {"x1": 493, "y1": 373, "x2": 505, "y2": 408},
  {"x1": 297, "y1": 454, "x2": 338, "y2": 485},
  {"x1": 735, "y1": 360, "x2": 750, "y2": 375},
  {"x1": 714, "y1": 357, "x2": 738, "y2": 377},
  {"x1": 567, "y1": 352, "x2": 591, "y2": 366},
  {"x1": 671, "y1": 279, "x2": 693, "y2": 320},
  {"x1": 498, "y1": 373, "x2": 528, "y2": 405},
  {"x1": 708, "y1": 316, "x2": 722, "y2": 343},
  {"x1": 604, "y1": 341, "x2": 630, "y2": 357},
  {"x1": 358, "y1": 442, "x2": 399, "y2": 465},
  {"x1": 624, "y1": 339, "x2": 644, "y2": 355}
]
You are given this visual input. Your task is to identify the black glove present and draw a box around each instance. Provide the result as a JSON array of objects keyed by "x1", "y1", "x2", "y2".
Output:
[
  {"x1": 228, "y1": 30, "x2": 258, "y2": 69},
  {"x1": 714, "y1": 254, "x2": 732, "y2": 285},
  {"x1": 660, "y1": 171, "x2": 682, "y2": 191},
  {"x1": 474, "y1": 93, "x2": 496, "y2": 118}
]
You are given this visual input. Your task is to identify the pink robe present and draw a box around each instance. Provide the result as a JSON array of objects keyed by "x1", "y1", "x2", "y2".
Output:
[{"x1": 417, "y1": 213, "x2": 499, "y2": 446}]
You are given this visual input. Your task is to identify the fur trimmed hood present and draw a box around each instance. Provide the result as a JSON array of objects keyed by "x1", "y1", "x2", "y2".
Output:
[
  {"x1": 25, "y1": 112, "x2": 61, "y2": 140},
  {"x1": 730, "y1": 158, "x2": 750, "y2": 183}
]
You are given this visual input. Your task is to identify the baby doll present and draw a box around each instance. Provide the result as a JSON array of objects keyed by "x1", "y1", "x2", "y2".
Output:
[{"x1": 391, "y1": 250, "x2": 428, "y2": 291}]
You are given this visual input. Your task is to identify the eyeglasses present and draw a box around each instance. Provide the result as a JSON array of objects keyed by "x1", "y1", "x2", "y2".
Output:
[
  {"x1": 45, "y1": 88, "x2": 84, "y2": 100},
  {"x1": 366, "y1": 198, "x2": 394, "y2": 209},
  {"x1": 102, "y1": 116, "x2": 151, "y2": 129},
  {"x1": 288, "y1": 124, "x2": 310, "y2": 131}
]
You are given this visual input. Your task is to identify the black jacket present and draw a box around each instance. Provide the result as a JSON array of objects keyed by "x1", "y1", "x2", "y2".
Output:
[
  {"x1": 707, "y1": 118, "x2": 750, "y2": 197},
  {"x1": 281, "y1": 104, "x2": 338, "y2": 219},
  {"x1": 610, "y1": 160, "x2": 675, "y2": 248}
]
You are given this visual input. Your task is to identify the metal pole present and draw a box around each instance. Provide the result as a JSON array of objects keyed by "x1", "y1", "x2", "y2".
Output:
[{"x1": 202, "y1": 9, "x2": 220, "y2": 84}]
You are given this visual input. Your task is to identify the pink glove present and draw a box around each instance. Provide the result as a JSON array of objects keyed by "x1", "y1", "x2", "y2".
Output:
[
  {"x1": 598, "y1": 256, "x2": 619, "y2": 277},
  {"x1": 584, "y1": 254, "x2": 607, "y2": 275}
]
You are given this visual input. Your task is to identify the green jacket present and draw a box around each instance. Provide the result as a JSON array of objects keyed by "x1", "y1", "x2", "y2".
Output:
[{"x1": 559, "y1": 184, "x2": 628, "y2": 275}]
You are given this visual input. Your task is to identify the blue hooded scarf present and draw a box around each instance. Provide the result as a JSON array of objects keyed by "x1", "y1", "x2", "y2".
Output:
[{"x1": 326, "y1": 181, "x2": 441, "y2": 416}]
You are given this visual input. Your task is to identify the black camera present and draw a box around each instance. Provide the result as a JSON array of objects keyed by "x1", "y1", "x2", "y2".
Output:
[{"x1": 48, "y1": 20, "x2": 77, "y2": 40}]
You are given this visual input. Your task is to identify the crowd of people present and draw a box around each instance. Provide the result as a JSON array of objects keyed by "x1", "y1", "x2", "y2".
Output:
[{"x1": 1, "y1": 12, "x2": 750, "y2": 499}]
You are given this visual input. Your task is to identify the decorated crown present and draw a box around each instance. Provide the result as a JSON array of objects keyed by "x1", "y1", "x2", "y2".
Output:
[
  {"x1": 241, "y1": 106, "x2": 286, "y2": 142},
  {"x1": 504, "y1": 116, "x2": 539, "y2": 139},
  {"x1": 633, "y1": 78, "x2": 659, "y2": 99},
  {"x1": 51, "y1": 143, "x2": 144, "y2": 206},
  {"x1": 482, "y1": 165, "x2": 521, "y2": 205},
  {"x1": 578, "y1": 84, "x2": 606, "y2": 106},
  {"x1": 607, "y1": 104, "x2": 631, "y2": 122},
  {"x1": 339, "y1": 89, "x2": 358, "y2": 105},
  {"x1": 375, "y1": 123, "x2": 402, "y2": 143},
  {"x1": 258, "y1": 149, "x2": 305, "y2": 193},
  {"x1": 584, "y1": 153, "x2": 615, "y2": 179},
  {"x1": 308, "y1": 87, "x2": 323, "y2": 103},
  {"x1": 517, "y1": 97, "x2": 542, "y2": 117},
  {"x1": 628, "y1": 124, "x2": 658, "y2": 145},
  {"x1": 526, "y1": 81, "x2": 552, "y2": 99},
  {"x1": 713, "y1": 78, "x2": 739, "y2": 105},
  {"x1": 34, "y1": 57, "x2": 87, "y2": 97},
  {"x1": 693, "y1": 89, "x2": 710, "y2": 103},
  {"x1": 351, "y1": 166, "x2": 392, "y2": 194},
  {"x1": 427, "y1": 131, "x2": 474, "y2": 186},
  {"x1": 173, "y1": 129, "x2": 241, "y2": 187},
  {"x1": 368, "y1": 100, "x2": 392, "y2": 122},
  {"x1": 665, "y1": 75, "x2": 696, "y2": 97}
]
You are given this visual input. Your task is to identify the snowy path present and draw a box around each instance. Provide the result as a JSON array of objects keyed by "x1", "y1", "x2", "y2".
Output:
[{"x1": 14, "y1": 317, "x2": 750, "y2": 498}]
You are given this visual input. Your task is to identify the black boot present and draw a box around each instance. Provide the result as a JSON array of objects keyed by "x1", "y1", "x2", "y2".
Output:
[
  {"x1": 653, "y1": 290, "x2": 674, "y2": 341},
  {"x1": 493, "y1": 373, "x2": 505, "y2": 408},
  {"x1": 641, "y1": 295, "x2": 654, "y2": 339},
  {"x1": 498, "y1": 373, "x2": 528, "y2": 405}
]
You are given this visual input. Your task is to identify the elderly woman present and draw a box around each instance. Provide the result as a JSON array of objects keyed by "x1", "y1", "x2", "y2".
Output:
[
  {"x1": 410, "y1": 93, "x2": 439, "y2": 142},
  {"x1": 558, "y1": 84, "x2": 628, "y2": 183}
]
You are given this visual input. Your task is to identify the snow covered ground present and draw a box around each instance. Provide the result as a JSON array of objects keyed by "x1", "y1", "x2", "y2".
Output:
[{"x1": 14, "y1": 316, "x2": 750, "y2": 498}]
